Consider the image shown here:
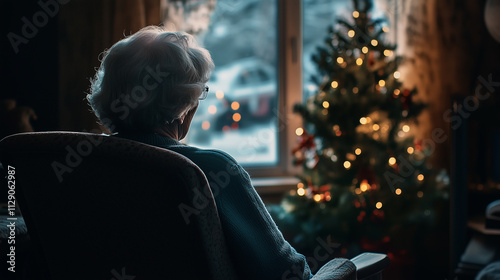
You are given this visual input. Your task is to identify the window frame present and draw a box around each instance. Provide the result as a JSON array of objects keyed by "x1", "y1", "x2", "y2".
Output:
[{"x1": 243, "y1": 0, "x2": 302, "y2": 178}]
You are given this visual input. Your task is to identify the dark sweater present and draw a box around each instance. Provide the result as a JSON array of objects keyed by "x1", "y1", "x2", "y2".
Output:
[{"x1": 114, "y1": 132, "x2": 312, "y2": 280}]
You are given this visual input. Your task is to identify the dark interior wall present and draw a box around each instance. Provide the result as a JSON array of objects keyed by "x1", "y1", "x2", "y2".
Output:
[{"x1": 2, "y1": 0, "x2": 60, "y2": 132}]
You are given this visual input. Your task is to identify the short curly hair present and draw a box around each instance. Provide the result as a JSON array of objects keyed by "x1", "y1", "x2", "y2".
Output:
[{"x1": 87, "y1": 26, "x2": 214, "y2": 132}]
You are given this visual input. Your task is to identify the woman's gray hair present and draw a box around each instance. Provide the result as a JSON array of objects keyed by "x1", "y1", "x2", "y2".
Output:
[{"x1": 87, "y1": 26, "x2": 214, "y2": 132}]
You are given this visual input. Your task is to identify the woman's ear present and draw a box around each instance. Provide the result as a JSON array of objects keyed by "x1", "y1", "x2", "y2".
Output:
[{"x1": 179, "y1": 103, "x2": 199, "y2": 140}]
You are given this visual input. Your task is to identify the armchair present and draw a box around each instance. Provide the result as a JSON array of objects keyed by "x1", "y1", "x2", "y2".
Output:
[{"x1": 0, "y1": 132, "x2": 389, "y2": 280}]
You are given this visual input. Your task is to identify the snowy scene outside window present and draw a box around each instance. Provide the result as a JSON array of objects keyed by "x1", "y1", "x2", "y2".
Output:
[{"x1": 168, "y1": 0, "x2": 279, "y2": 166}]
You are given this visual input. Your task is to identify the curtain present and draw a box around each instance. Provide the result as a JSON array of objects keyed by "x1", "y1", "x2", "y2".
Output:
[
  {"x1": 58, "y1": 0, "x2": 161, "y2": 131},
  {"x1": 112, "y1": 0, "x2": 162, "y2": 42}
]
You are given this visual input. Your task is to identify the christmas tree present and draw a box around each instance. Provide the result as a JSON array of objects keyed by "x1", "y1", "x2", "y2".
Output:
[{"x1": 270, "y1": 0, "x2": 449, "y2": 260}]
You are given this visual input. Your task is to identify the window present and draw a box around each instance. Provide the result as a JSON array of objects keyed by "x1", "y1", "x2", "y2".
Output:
[
  {"x1": 168, "y1": 0, "x2": 302, "y2": 178},
  {"x1": 183, "y1": 0, "x2": 279, "y2": 169}
]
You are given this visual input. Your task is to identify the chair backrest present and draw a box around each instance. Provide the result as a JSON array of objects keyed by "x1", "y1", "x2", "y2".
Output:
[{"x1": 0, "y1": 132, "x2": 237, "y2": 280}]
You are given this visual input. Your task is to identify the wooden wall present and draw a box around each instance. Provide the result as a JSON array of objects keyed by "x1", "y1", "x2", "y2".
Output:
[{"x1": 393, "y1": 0, "x2": 500, "y2": 169}]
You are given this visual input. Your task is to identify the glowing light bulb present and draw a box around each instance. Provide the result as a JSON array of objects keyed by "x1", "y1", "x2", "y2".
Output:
[
  {"x1": 372, "y1": 124, "x2": 380, "y2": 131},
  {"x1": 331, "y1": 81, "x2": 338, "y2": 88},
  {"x1": 297, "y1": 182, "x2": 304, "y2": 188},
  {"x1": 322, "y1": 101, "x2": 330, "y2": 108},
  {"x1": 356, "y1": 58, "x2": 363, "y2": 65},
  {"x1": 344, "y1": 161, "x2": 351, "y2": 169},
  {"x1": 382, "y1": 26, "x2": 389, "y2": 33},
  {"x1": 353, "y1": 11, "x2": 359, "y2": 18},
  {"x1": 297, "y1": 188, "x2": 305, "y2": 196},
  {"x1": 313, "y1": 194, "x2": 322, "y2": 202},
  {"x1": 355, "y1": 148, "x2": 362, "y2": 155},
  {"x1": 402, "y1": 125, "x2": 410, "y2": 132},
  {"x1": 371, "y1": 39, "x2": 378, "y2": 46},
  {"x1": 383, "y1": 49, "x2": 392, "y2": 56},
  {"x1": 337, "y1": 57, "x2": 344, "y2": 64},
  {"x1": 355, "y1": 188, "x2": 362, "y2": 195},
  {"x1": 378, "y1": 80, "x2": 386, "y2": 87},
  {"x1": 348, "y1": 30, "x2": 355, "y2": 37},
  {"x1": 362, "y1": 46, "x2": 368, "y2": 53},
  {"x1": 388, "y1": 157, "x2": 396, "y2": 165},
  {"x1": 360, "y1": 117, "x2": 367, "y2": 124},
  {"x1": 352, "y1": 87, "x2": 359, "y2": 94},
  {"x1": 215, "y1": 90, "x2": 224, "y2": 99},
  {"x1": 231, "y1": 101, "x2": 240, "y2": 110},
  {"x1": 393, "y1": 71, "x2": 401, "y2": 79},
  {"x1": 233, "y1": 113, "x2": 241, "y2": 122},
  {"x1": 407, "y1": 147, "x2": 414, "y2": 154},
  {"x1": 295, "y1": 127, "x2": 304, "y2": 136},
  {"x1": 360, "y1": 180, "x2": 369, "y2": 192},
  {"x1": 417, "y1": 174, "x2": 424, "y2": 181},
  {"x1": 395, "y1": 188, "x2": 402, "y2": 195},
  {"x1": 202, "y1": 121, "x2": 210, "y2": 130},
  {"x1": 394, "y1": 89, "x2": 400, "y2": 96},
  {"x1": 376, "y1": 202, "x2": 383, "y2": 209},
  {"x1": 208, "y1": 105, "x2": 217, "y2": 114}
]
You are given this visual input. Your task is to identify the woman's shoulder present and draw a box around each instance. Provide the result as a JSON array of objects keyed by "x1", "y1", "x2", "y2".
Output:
[
  {"x1": 170, "y1": 144, "x2": 240, "y2": 168},
  {"x1": 170, "y1": 145, "x2": 251, "y2": 186}
]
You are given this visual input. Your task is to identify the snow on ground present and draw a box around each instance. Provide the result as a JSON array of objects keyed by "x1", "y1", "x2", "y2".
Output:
[{"x1": 192, "y1": 121, "x2": 278, "y2": 166}]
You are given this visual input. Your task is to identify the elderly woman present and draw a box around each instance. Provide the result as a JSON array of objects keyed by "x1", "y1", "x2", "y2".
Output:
[{"x1": 87, "y1": 26, "x2": 324, "y2": 280}]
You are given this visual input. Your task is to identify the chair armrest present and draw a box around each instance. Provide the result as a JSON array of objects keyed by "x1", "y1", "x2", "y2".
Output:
[
  {"x1": 310, "y1": 258, "x2": 356, "y2": 280},
  {"x1": 351, "y1": 252, "x2": 390, "y2": 280}
]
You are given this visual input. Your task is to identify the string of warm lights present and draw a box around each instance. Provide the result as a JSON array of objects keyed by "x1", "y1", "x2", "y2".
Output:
[{"x1": 270, "y1": 4, "x2": 448, "y2": 261}]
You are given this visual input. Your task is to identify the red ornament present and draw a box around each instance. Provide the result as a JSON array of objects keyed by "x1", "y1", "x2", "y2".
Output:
[
  {"x1": 291, "y1": 129, "x2": 318, "y2": 167},
  {"x1": 292, "y1": 130, "x2": 315, "y2": 154},
  {"x1": 399, "y1": 89, "x2": 411, "y2": 110},
  {"x1": 357, "y1": 210, "x2": 366, "y2": 222},
  {"x1": 319, "y1": 184, "x2": 331, "y2": 192},
  {"x1": 371, "y1": 209, "x2": 385, "y2": 222},
  {"x1": 354, "y1": 199, "x2": 361, "y2": 208},
  {"x1": 414, "y1": 140, "x2": 423, "y2": 151}
]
